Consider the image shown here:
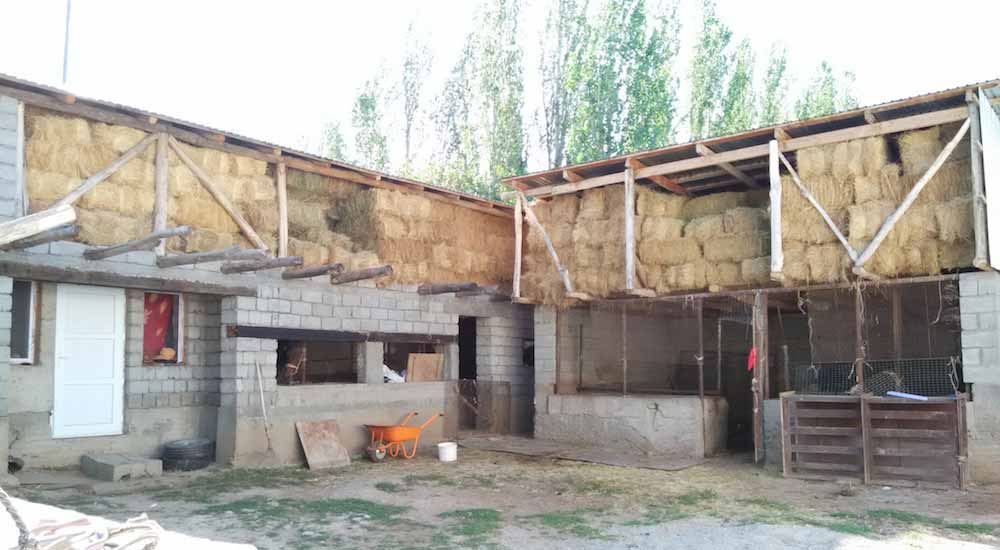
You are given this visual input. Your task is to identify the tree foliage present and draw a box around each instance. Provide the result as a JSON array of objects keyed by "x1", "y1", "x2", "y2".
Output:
[
  {"x1": 794, "y1": 61, "x2": 858, "y2": 120},
  {"x1": 757, "y1": 44, "x2": 789, "y2": 126},
  {"x1": 711, "y1": 38, "x2": 755, "y2": 137},
  {"x1": 351, "y1": 77, "x2": 389, "y2": 171},
  {"x1": 623, "y1": 2, "x2": 680, "y2": 153},
  {"x1": 399, "y1": 23, "x2": 432, "y2": 175},
  {"x1": 687, "y1": 0, "x2": 731, "y2": 140},
  {"x1": 540, "y1": 0, "x2": 589, "y2": 168},
  {"x1": 321, "y1": 121, "x2": 351, "y2": 164}
]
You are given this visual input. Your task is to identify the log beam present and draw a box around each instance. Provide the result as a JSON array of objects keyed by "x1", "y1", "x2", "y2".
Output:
[
  {"x1": 156, "y1": 246, "x2": 265, "y2": 268},
  {"x1": 276, "y1": 162, "x2": 289, "y2": 257},
  {"x1": 627, "y1": 158, "x2": 688, "y2": 195},
  {"x1": 0, "y1": 224, "x2": 79, "y2": 251},
  {"x1": 968, "y1": 90, "x2": 989, "y2": 269},
  {"x1": 513, "y1": 192, "x2": 523, "y2": 298},
  {"x1": 695, "y1": 143, "x2": 761, "y2": 188},
  {"x1": 0, "y1": 205, "x2": 76, "y2": 248},
  {"x1": 221, "y1": 255, "x2": 303, "y2": 274},
  {"x1": 562, "y1": 169, "x2": 584, "y2": 182},
  {"x1": 330, "y1": 265, "x2": 393, "y2": 285},
  {"x1": 281, "y1": 262, "x2": 345, "y2": 280},
  {"x1": 84, "y1": 226, "x2": 192, "y2": 261},
  {"x1": 417, "y1": 282, "x2": 479, "y2": 295},
  {"x1": 768, "y1": 140, "x2": 784, "y2": 281},
  {"x1": 53, "y1": 133, "x2": 157, "y2": 208},
  {"x1": 153, "y1": 133, "x2": 169, "y2": 255}
]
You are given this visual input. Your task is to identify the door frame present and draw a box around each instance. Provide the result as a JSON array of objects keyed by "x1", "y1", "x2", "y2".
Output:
[{"x1": 53, "y1": 284, "x2": 126, "y2": 438}]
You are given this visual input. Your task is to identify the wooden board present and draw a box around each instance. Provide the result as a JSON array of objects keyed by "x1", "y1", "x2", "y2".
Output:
[
  {"x1": 295, "y1": 420, "x2": 351, "y2": 470},
  {"x1": 407, "y1": 353, "x2": 444, "y2": 382}
]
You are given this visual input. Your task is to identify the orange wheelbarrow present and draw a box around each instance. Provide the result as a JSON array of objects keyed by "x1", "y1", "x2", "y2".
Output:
[{"x1": 365, "y1": 411, "x2": 443, "y2": 462}]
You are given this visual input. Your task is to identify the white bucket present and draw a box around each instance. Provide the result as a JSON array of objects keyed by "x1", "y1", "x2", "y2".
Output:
[{"x1": 437, "y1": 441, "x2": 458, "y2": 462}]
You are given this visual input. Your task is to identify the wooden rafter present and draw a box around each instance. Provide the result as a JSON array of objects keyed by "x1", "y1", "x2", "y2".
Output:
[
  {"x1": 330, "y1": 265, "x2": 393, "y2": 285},
  {"x1": 84, "y1": 226, "x2": 192, "y2": 261},
  {"x1": 418, "y1": 282, "x2": 479, "y2": 295},
  {"x1": 626, "y1": 158, "x2": 689, "y2": 195},
  {"x1": 774, "y1": 127, "x2": 791, "y2": 143},
  {"x1": 562, "y1": 169, "x2": 584, "y2": 182},
  {"x1": 54, "y1": 133, "x2": 157, "y2": 208},
  {"x1": 0, "y1": 224, "x2": 78, "y2": 252},
  {"x1": 156, "y1": 246, "x2": 265, "y2": 268},
  {"x1": 0, "y1": 205, "x2": 76, "y2": 248},
  {"x1": 694, "y1": 143, "x2": 760, "y2": 188},
  {"x1": 221, "y1": 256, "x2": 303, "y2": 274},
  {"x1": 282, "y1": 262, "x2": 344, "y2": 280}
]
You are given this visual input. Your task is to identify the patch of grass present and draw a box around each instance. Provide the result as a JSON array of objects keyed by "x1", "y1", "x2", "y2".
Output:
[
  {"x1": 524, "y1": 509, "x2": 610, "y2": 540},
  {"x1": 403, "y1": 473, "x2": 458, "y2": 487},
  {"x1": 865, "y1": 509, "x2": 997, "y2": 536},
  {"x1": 675, "y1": 489, "x2": 718, "y2": 506},
  {"x1": 375, "y1": 481, "x2": 408, "y2": 493},
  {"x1": 624, "y1": 503, "x2": 689, "y2": 526},
  {"x1": 439, "y1": 508, "x2": 503, "y2": 539},
  {"x1": 21, "y1": 491, "x2": 126, "y2": 517},
  {"x1": 737, "y1": 497, "x2": 791, "y2": 512},
  {"x1": 462, "y1": 474, "x2": 498, "y2": 488},
  {"x1": 568, "y1": 478, "x2": 627, "y2": 496},
  {"x1": 201, "y1": 496, "x2": 408, "y2": 526},
  {"x1": 148, "y1": 466, "x2": 318, "y2": 503}
]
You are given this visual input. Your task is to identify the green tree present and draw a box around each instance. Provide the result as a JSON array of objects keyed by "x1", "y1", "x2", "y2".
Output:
[
  {"x1": 794, "y1": 61, "x2": 858, "y2": 120},
  {"x1": 351, "y1": 77, "x2": 390, "y2": 171},
  {"x1": 429, "y1": 39, "x2": 482, "y2": 196},
  {"x1": 623, "y1": 1, "x2": 681, "y2": 153},
  {"x1": 711, "y1": 38, "x2": 756, "y2": 136},
  {"x1": 688, "y1": 0, "x2": 732, "y2": 139},
  {"x1": 400, "y1": 23, "x2": 432, "y2": 174},
  {"x1": 540, "y1": 0, "x2": 589, "y2": 168},
  {"x1": 320, "y1": 121, "x2": 351, "y2": 164},
  {"x1": 757, "y1": 44, "x2": 788, "y2": 126}
]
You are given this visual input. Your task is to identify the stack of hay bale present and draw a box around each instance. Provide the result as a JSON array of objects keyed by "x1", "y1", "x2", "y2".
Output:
[
  {"x1": 337, "y1": 188, "x2": 513, "y2": 286},
  {"x1": 781, "y1": 125, "x2": 973, "y2": 284},
  {"x1": 520, "y1": 185, "x2": 771, "y2": 304}
]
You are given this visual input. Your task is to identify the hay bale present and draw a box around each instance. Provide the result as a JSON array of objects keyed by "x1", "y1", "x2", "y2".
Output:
[
  {"x1": 782, "y1": 246, "x2": 811, "y2": 284},
  {"x1": 289, "y1": 237, "x2": 330, "y2": 266},
  {"x1": 879, "y1": 163, "x2": 905, "y2": 202},
  {"x1": 703, "y1": 234, "x2": 766, "y2": 262},
  {"x1": 638, "y1": 237, "x2": 701, "y2": 266},
  {"x1": 852, "y1": 238, "x2": 940, "y2": 278},
  {"x1": 936, "y1": 196, "x2": 974, "y2": 243},
  {"x1": 795, "y1": 145, "x2": 832, "y2": 179},
  {"x1": 549, "y1": 223, "x2": 575, "y2": 249},
  {"x1": 578, "y1": 188, "x2": 610, "y2": 219},
  {"x1": 27, "y1": 171, "x2": 79, "y2": 202},
  {"x1": 898, "y1": 126, "x2": 941, "y2": 175},
  {"x1": 29, "y1": 113, "x2": 92, "y2": 144},
  {"x1": 705, "y1": 262, "x2": 740, "y2": 287},
  {"x1": 684, "y1": 215, "x2": 725, "y2": 243},
  {"x1": 574, "y1": 269, "x2": 610, "y2": 296},
  {"x1": 637, "y1": 261, "x2": 661, "y2": 289},
  {"x1": 723, "y1": 207, "x2": 767, "y2": 233},
  {"x1": 940, "y1": 240, "x2": 975, "y2": 269},
  {"x1": 548, "y1": 195, "x2": 579, "y2": 223},
  {"x1": 232, "y1": 156, "x2": 268, "y2": 177},
  {"x1": 782, "y1": 206, "x2": 846, "y2": 245},
  {"x1": 740, "y1": 257, "x2": 771, "y2": 284},
  {"x1": 908, "y1": 160, "x2": 971, "y2": 204},
  {"x1": 848, "y1": 201, "x2": 895, "y2": 241},
  {"x1": 861, "y1": 136, "x2": 889, "y2": 177},
  {"x1": 681, "y1": 191, "x2": 754, "y2": 220},
  {"x1": 806, "y1": 244, "x2": 850, "y2": 283},
  {"x1": 831, "y1": 140, "x2": 864, "y2": 181},
  {"x1": 574, "y1": 243, "x2": 602, "y2": 269},
  {"x1": 641, "y1": 217, "x2": 685, "y2": 241},
  {"x1": 637, "y1": 186, "x2": 687, "y2": 217},
  {"x1": 852, "y1": 175, "x2": 882, "y2": 204},
  {"x1": 662, "y1": 261, "x2": 707, "y2": 291},
  {"x1": 76, "y1": 209, "x2": 143, "y2": 246},
  {"x1": 782, "y1": 173, "x2": 854, "y2": 211},
  {"x1": 92, "y1": 123, "x2": 147, "y2": 153}
]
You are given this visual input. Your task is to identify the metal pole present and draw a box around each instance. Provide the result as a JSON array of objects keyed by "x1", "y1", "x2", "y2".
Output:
[{"x1": 62, "y1": 0, "x2": 72, "y2": 85}]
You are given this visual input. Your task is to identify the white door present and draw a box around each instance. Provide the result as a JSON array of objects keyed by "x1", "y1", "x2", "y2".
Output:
[{"x1": 53, "y1": 284, "x2": 126, "y2": 438}]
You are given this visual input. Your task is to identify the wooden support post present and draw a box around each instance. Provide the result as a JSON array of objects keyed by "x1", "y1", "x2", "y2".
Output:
[
  {"x1": 779, "y1": 392, "x2": 793, "y2": 477},
  {"x1": 860, "y1": 394, "x2": 873, "y2": 485},
  {"x1": 855, "y1": 285, "x2": 866, "y2": 392},
  {"x1": 153, "y1": 133, "x2": 169, "y2": 255},
  {"x1": 84, "y1": 226, "x2": 192, "y2": 261},
  {"x1": 855, "y1": 118, "x2": 971, "y2": 267},
  {"x1": 53, "y1": 133, "x2": 157, "y2": 208},
  {"x1": 769, "y1": 140, "x2": 785, "y2": 281},
  {"x1": 277, "y1": 162, "x2": 288, "y2": 257},
  {"x1": 220, "y1": 255, "x2": 303, "y2": 274},
  {"x1": 621, "y1": 308, "x2": 628, "y2": 396},
  {"x1": 697, "y1": 298, "x2": 705, "y2": 400},
  {"x1": 166, "y1": 135, "x2": 269, "y2": 251},
  {"x1": 968, "y1": 92, "x2": 989, "y2": 269},
  {"x1": 518, "y1": 192, "x2": 573, "y2": 293},
  {"x1": 418, "y1": 282, "x2": 479, "y2": 295},
  {"x1": 891, "y1": 287, "x2": 903, "y2": 359},
  {"x1": 0, "y1": 205, "x2": 76, "y2": 248},
  {"x1": 778, "y1": 152, "x2": 858, "y2": 262},
  {"x1": 513, "y1": 193, "x2": 522, "y2": 298},
  {"x1": 156, "y1": 246, "x2": 265, "y2": 268},
  {"x1": 752, "y1": 291, "x2": 768, "y2": 464},
  {"x1": 624, "y1": 164, "x2": 636, "y2": 290},
  {"x1": 957, "y1": 393, "x2": 969, "y2": 489},
  {"x1": 0, "y1": 224, "x2": 79, "y2": 251},
  {"x1": 627, "y1": 158, "x2": 689, "y2": 195},
  {"x1": 330, "y1": 264, "x2": 393, "y2": 285},
  {"x1": 281, "y1": 262, "x2": 345, "y2": 280},
  {"x1": 716, "y1": 319, "x2": 723, "y2": 396}
]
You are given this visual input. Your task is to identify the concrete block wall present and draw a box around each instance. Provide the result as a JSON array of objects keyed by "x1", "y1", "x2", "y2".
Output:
[
  {"x1": 960, "y1": 271, "x2": 1000, "y2": 482},
  {"x1": 0, "y1": 95, "x2": 20, "y2": 222}
]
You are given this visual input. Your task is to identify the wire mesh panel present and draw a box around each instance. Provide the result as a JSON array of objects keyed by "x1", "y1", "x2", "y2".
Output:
[
  {"x1": 863, "y1": 357, "x2": 961, "y2": 397},
  {"x1": 791, "y1": 362, "x2": 858, "y2": 395}
]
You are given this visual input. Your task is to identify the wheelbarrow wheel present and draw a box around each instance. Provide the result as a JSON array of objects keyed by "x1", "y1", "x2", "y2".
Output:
[{"x1": 367, "y1": 446, "x2": 388, "y2": 463}]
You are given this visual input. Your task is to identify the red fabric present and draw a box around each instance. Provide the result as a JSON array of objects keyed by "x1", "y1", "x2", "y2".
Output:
[
  {"x1": 143, "y1": 293, "x2": 173, "y2": 362},
  {"x1": 747, "y1": 346, "x2": 758, "y2": 372}
]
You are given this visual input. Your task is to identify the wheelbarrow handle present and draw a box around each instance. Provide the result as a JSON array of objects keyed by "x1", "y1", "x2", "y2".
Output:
[{"x1": 417, "y1": 412, "x2": 444, "y2": 430}]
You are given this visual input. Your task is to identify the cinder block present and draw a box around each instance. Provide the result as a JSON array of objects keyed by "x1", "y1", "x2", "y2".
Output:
[{"x1": 81, "y1": 454, "x2": 162, "y2": 482}]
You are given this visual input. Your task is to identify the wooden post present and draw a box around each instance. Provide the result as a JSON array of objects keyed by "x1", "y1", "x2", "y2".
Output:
[
  {"x1": 855, "y1": 118, "x2": 971, "y2": 267},
  {"x1": 0, "y1": 224, "x2": 78, "y2": 251},
  {"x1": 968, "y1": 92, "x2": 989, "y2": 269},
  {"x1": 153, "y1": 133, "x2": 169, "y2": 255},
  {"x1": 54, "y1": 133, "x2": 157, "y2": 208},
  {"x1": 167, "y1": 135, "x2": 268, "y2": 251},
  {"x1": 752, "y1": 291, "x2": 768, "y2": 464},
  {"x1": 855, "y1": 285, "x2": 866, "y2": 392},
  {"x1": 621, "y1": 308, "x2": 628, "y2": 395},
  {"x1": 418, "y1": 282, "x2": 479, "y2": 295},
  {"x1": 860, "y1": 394, "x2": 873, "y2": 485},
  {"x1": 277, "y1": 162, "x2": 288, "y2": 257},
  {"x1": 778, "y1": 152, "x2": 858, "y2": 262},
  {"x1": 716, "y1": 318, "x2": 723, "y2": 395},
  {"x1": 84, "y1": 226, "x2": 192, "y2": 260},
  {"x1": 697, "y1": 298, "x2": 705, "y2": 400},
  {"x1": 957, "y1": 393, "x2": 969, "y2": 489},
  {"x1": 156, "y1": 246, "x2": 265, "y2": 268},
  {"x1": 220, "y1": 255, "x2": 303, "y2": 274},
  {"x1": 281, "y1": 262, "x2": 344, "y2": 280},
  {"x1": 15, "y1": 100, "x2": 26, "y2": 216},
  {"x1": 513, "y1": 193, "x2": 522, "y2": 298},
  {"x1": 891, "y1": 286, "x2": 903, "y2": 359},
  {"x1": 330, "y1": 264, "x2": 393, "y2": 284},
  {"x1": 624, "y1": 166, "x2": 636, "y2": 290},
  {"x1": 779, "y1": 391, "x2": 794, "y2": 477},
  {"x1": 769, "y1": 140, "x2": 784, "y2": 280},
  {"x1": 0, "y1": 205, "x2": 76, "y2": 248},
  {"x1": 518, "y1": 192, "x2": 573, "y2": 293}
]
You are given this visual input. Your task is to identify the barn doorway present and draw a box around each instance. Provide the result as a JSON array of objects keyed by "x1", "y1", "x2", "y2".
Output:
[{"x1": 457, "y1": 316, "x2": 478, "y2": 429}]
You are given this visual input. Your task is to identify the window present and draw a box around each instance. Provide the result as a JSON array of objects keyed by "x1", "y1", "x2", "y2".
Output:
[
  {"x1": 276, "y1": 340, "x2": 356, "y2": 385},
  {"x1": 10, "y1": 280, "x2": 37, "y2": 364},
  {"x1": 143, "y1": 292, "x2": 183, "y2": 364}
]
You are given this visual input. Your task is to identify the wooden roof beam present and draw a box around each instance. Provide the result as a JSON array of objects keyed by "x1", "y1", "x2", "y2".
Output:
[
  {"x1": 562, "y1": 169, "x2": 584, "y2": 182},
  {"x1": 774, "y1": 127, "x2": 791, "y2": 143},
  {"x1": 627, "y1": 158, "x2": 689, "y2": 195},
  {"x1": 694, "y1": 143, "x2": 761, "y2": 188}
]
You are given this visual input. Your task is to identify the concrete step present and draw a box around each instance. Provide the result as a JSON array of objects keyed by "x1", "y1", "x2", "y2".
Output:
[{"x1": 80, "y1": 454, "x2": 162, "y2": 482}]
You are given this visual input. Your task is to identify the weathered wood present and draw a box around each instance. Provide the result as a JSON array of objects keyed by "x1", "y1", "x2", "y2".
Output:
[
  {"x1": 156, "y1": 245, "x2": 265, "y2": 268},
  {"x1": 794, "y1": 461, "x2": 862, "y2": 473},
  {"x1": 621, "y1": 309, "x2": 628, "y2": 395},
  {"x1": 695, "y1": 143, "x2": 760, "y2": 188},
  {"x1": 627, "y1": 157, "x2": 689, "y2": 195},
  {"x1": 778, "y1": 151, "x2": 858, "y2": 262},
  {"x1": 856, "y1": 118, "x2": 971, "y2": 266},
  {"x1": 565, "y1": 291, "x2": 591, "y2": 301},
  {"x1": 220, "y1": 255, "x2": 303, "y2": 274},
  {"x1": 869, "y1": 428, "x2": 954, "y2": 439},
  {"x1": 788, "y1": 426, "x2": 858, "y2": 436},
  {"x1": 84, "y1": 226, "x2": 192, "y2": 260},
  {"x1": 330, "y1": 264, "x2": 393, "y2": 284},
  {"x1": 15, "y1": 100, "x2": 26, "y2": 216},
  {"x1": 455, "y1": 285, "x2": 501, "y2": 298},
  {"x1": 227, "y1": 324, "x2": 455, "y2": 344},
  {"x1": 957, "y1": 394, "x2": 969, "y2": 489},
  {"x1": 0, "y1": 204, "x2": 76, "y2": 247},
  {"x1": 519, "y1": 193, "x2": 573, "y2": 292},
  {"x1": 513, "y1": 193, "x2": 522, "y2": 298},
  {"x1": 790, "y1": 445, "x2": 862, "y2": 455},
  {"x1": 153, "y1": 133, "x2": 169, "y2": 255},
  {"x1": 968, "y1": 93, "x2": 989, "y2": 269},
  {"x1": 869, "y1": 409, "x2": 953, "y2": 420},
  {"x1": 780, "y1": 394, "x2": 793, "y2": 477},
  {"x1": 281, "y1": 261, "x2": 345, "y2": 280},
  {"x1": 624, "y1": 165, "x2": 636, "y2": 290},
  {"x1": 768, "y1": 140, "x2": 784, "y2": 280},
  {"x1": 0, "y1": 223, "x2": 79, "y2": 251},
  {"x1": 167, "y1": 135, "x2": 268, "y2": 250},
  {"x1": 418, "y1": 282, "x2": 479, "y2": 295},
  {"x1": 873, "y1": 446, "x2": 955, "y2": 457},
  {"x1": 276, "y1": 162, "x2": 289, "y2": 257},
  {"x1": 562, "y1": 169, "x2": 584, "y2": 182},
  {"x1": 793, "y1": 409, "x2": 859, "y2": 419},
  {"x1": 752, "y1": 291, "x2": 768, "y2": 463},
  {"x1": 860, "y1": 396, "x2": 873, "y2": 484},
  {"x1": 608, "y1": 288, "x2": 656, "y2": 299},
  {"x1": 53, "y1": 133, "x2": 157, "y2": 208},
  {"x1": 855, "y1": 286, "x2": 866, "y2": 392}
]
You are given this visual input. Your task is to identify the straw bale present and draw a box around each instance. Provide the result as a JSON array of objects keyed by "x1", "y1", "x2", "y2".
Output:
[
  {"x1": 27, "y1": 171, "x2": 80, "y2": 203},
  {"x1": 705, "y1": 262, "x2": 740, "y2": 287},
  {"x1": 723, "y1": 207, "x2": 767, "y2": 234},
  {"x1": 109, "y1": 157, "x2": 154, "y2": 188},
  {"x1": 288, "y1": 200, "x2": 330, "y2": 234},
  {"x1": 198, "y1": 149, "x2": 232, "y2": 176},
  {"x1": 548, "y1": 223, "x2": 575, "y2": 249},
  {"x1": 578, "y1": 187, "x2": 610, "y2": 219},
  {"x1": 345, "y1": 250, "x2": 381, "y2": 272},
  {"x1": 637, "y1": 186, "x2": 687, "y2": 217},
  {"x1": 782, "y1": 173, "x2": 854, "y2": 211},
  {"x1": 548, "y1": 195, "x2": 579, "y2": 223},
  {"x1": 232, "y1": 155, "x2": 268, "y2": 177},
  {"x1": 806, "y1": 243, "x2": 850, "y2": 283},
  {"x1": 681, "y1": 191, "x2": 756, "y2": 220},
  {"x1": 290, "y1": 237, "x2": 330, "y2": 266},
  {"x1": 935, "y1": 196, "x2": 974, "y2": 243},
  {"x1": 92, "y1": 123, "x2": 146, "y2": 153},
  {"x1": 879, "y1": 163, "x2": 906, "y2": 202},
  {"x1": 641, "y1": 217, "x2": 685, "y2": 241},
  {"x1": 703, "y1": 234, "x2": 766, "y2": 262},
  {"x1": 76, "y1": 209, "x2": 143, "y2": 246},
  {"x1": 168, "y1": 164, "x2": 201, "y2": 198},
  {"x1": 939, "y1": 240, "x2": 975, "y2": 269},
  {"x1": 638, "y1": 237, "x2": 701, "y2": 266},
  {"x1": 393, "y1": 191, "x2": 434, "y2": 219},
  {"x1": 795, "y1": 145, "x2": 832, "y2": 179},
  {"x1": 740, "y1": 257, "x2": 771, "y2": 285},
  {"x1": 907, "y1": 161, "x2": 971, "y2": 204},
  {"x1": 601, "y1": 244, "x2": 625, "y2": 269},
  {"x1": 375, "y1": 215, "x2": 409, "y2": 240},
  {"x1": 852, "y1": 175, "x2": 882, "y2": 204},
  {"x1": 847, "y1": 201, "x2": 895, "y2": 241},
  {"x1": 781, "y1": 246, "x2": 810, "y2": 284},
  {"x1": 684, "y1": 215, "x2": 725, "y2": 243},
  {"x1": 29, "y1": 113, "x2": 92, "y2": 144},
  {"x1": 831, "y1": 140, "x2": 864, "y2": 181},
  {"x1": 637, "y1": 261, "x2": 661, "y2": 289},
  {"x1": 574, "y1": 269, "x2": 610, "y2": 296},
  {"x1": 852, "y1": 238, "x2": 940, "y2": 278},
  {"x1": 573, "y1": 243, "x2": 601, "y2": 269},
  {"x1": 179, "y1": 228, "x2": 235, "y2": 253},
  {"x1": 662, "y1": 261, "x2": 707, "y2": 291},
  {"x1": 898, "y1": 126, "x2": 941, "y2": 175},
  {"x1": 861, "y1": 136, "x2": 889, "y2": 177}
]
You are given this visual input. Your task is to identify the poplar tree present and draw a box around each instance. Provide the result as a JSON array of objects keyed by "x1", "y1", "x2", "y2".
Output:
[
  {"x1": 351, "y1": 78, "x2": 389, "y2": 171},
  {"x1": 688, "y1": 0, "x2": 731, "y2": 139},
  {"x1": 757, "y1": 44, "x2": 789, "y2": 126}
]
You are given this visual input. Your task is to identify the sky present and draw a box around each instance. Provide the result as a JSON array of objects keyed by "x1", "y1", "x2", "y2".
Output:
[{"x1": 0, "y1": 0, "x2": 997, "y2": 175}]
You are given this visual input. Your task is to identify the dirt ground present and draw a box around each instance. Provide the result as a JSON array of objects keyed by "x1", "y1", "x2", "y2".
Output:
[{"x1": 11, "y1": 449, "x2": 1000, "y2": 549}]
